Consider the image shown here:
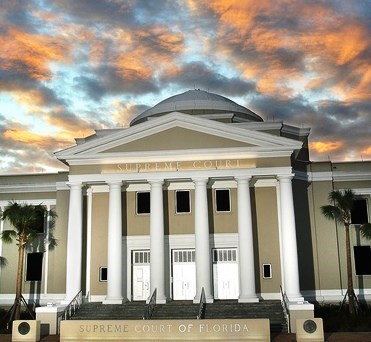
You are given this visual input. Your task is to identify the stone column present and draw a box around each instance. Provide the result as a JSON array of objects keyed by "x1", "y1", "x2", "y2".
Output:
[
  {"x1": 236, "y1": 176, "x2": 259, "y2": 303},
  {"x1": 64, "y1": 182, "x2": 83, "y2": 303},
  {"x1": 193, "y1": 178, "x2": 213, "y2": 303},
  {"x1": 149, "y1": 179, "x2": 167, "y2": 304},
  {"x1": 85, "y1": 187, "x2": 93, "y2": 301},
  {"x1": 0, "y1": 206, "x2": 4, "y2": 282},
  {"x1": 277, "y1": 175, "x2": 302, "y2": 301},
  {"x1": 43, "y1": 205, "x2": 51, "y2": 295},
  {"x1": 103, "y1": 181, "x2": 124, "y2": 304}
]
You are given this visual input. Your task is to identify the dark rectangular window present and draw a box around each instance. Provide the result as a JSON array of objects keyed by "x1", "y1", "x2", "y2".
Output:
[
  {"x1": 137, "y1": 192, "x2": 150, "y2": 214},
  {"x1": 99, "y1": 267, "x2": 107, "y2": 282},
  {"x1": 215, "y1": 189, "x2": 231, "y2": 212},
  {"x1": 26, "y1": 253, "x2": 43, "y2": 281},
  {"x1": 33, "y1": 207, "x2": 45, "y2": 233},
  {"x1": 263, "y1": 264, "x2": 272, "y2": 279},
  {"x1": 176, "y1": 190, "x2": 191, "y2": 213},
  {"x1": 354, "y1": 246, "x2": 371, "y2": 275},
  {"x1": 351, "y1": 199, "x2": 368, "y2": 224}
]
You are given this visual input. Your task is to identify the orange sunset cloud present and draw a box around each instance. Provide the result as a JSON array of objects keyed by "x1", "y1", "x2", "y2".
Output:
[
  {"x1": 0, "y1": 0, "x2": 369, "y2": 173},
  {"x1": 309, "y1": 141, "x2": 343, "y2": 154},
  {"x1": 0, "y1": 26, "x2": 69, "y2": 80},
  {"x1": 4, "y1": 128, "x2": 71, "y2": 150}
]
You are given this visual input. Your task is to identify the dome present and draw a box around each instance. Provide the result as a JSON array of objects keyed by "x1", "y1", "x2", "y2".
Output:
[{"x1": 130, "y1": 89, "x2": 263, "y2": 126}]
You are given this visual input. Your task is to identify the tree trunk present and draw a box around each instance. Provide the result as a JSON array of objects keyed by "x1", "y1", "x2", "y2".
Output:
[
  {"x1": 14, "y1": 238, "x2": 26, "y2": 320},
  {"x1": 345, "y1": 224, "x2": 356, "y2": 315}
]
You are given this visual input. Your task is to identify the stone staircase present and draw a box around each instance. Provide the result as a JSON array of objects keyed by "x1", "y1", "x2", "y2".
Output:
[
  {"x1": 203, "y1": 300, "x2": 287, "y2": 333},
  {"x1": 71, "y1": 300, "x2": 287, "y2": 333},
  {"x1": 71, "y1": 301, "x2": 147, "y2": 320}
]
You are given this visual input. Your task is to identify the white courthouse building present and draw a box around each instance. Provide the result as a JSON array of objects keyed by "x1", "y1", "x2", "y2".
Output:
[{"x1": 1, "y1": 90, "x2": 370, "y2": 307}]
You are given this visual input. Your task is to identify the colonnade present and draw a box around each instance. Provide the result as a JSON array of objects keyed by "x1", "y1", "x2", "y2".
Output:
[{"x1": 64, "y1": 174, "x2": 301, "y2": 304}]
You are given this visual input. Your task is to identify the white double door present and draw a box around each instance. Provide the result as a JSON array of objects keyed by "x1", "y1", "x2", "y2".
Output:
[
  {"x1": 172, "y1": 249, "x2": 196, "y2": 300},
  {"x1": 213, "y1": 248, "x2": 239, "y2": 299},
  {"x1": 132, "y1": 251, "x2": 150, "y2": 301}
]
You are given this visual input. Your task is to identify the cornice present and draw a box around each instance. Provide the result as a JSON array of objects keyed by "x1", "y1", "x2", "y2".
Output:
[
  {"x1": 307, "y1": 171, "x2": 371, "y2": 182},
  {"x1": 55, "y1": 112, "x2": 303, "y2": 161},
  {"x1": 0, "y1": 183, "x2": 57, "y2": 193},
  {"x1": 0, "y1": 199, "x2": 56, "y2": 207},
  {"x1": 64, "y1": 147, "x2": 295, "y2": 166}
]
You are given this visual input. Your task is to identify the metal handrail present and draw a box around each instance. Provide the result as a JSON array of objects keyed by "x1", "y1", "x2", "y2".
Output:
[
  {"x1": 197, "y1": 287, "x2": 206, "y2": 319},
  {"x1": 143, "y1": 288, "x2": 157, "y2": 320},
  {"x1": 279, "y1": 286, "x2": 290, "y2": 333},
  {"x1": 57, "y1": 290, "x2": 83, "y2": 333}
]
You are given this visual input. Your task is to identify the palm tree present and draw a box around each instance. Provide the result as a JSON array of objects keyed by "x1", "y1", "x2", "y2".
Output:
[
  {"x1": 321, "y1": 189, "x2": 371, "y2": 315},
  {"x1": 0, "y1": 201, "x2": 57, "y2": 321}
]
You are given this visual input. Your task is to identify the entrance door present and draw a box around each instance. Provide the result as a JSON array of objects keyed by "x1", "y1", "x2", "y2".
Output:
[
  {"x1": 132, "y1": 251, "x2": 150, "y2": 301},
  {"x1": 172, "y1": 249, "x2": 196, "y2": 300},
  {"x1": 213, "y1": 248, "x2": 239, "y2": 299}
]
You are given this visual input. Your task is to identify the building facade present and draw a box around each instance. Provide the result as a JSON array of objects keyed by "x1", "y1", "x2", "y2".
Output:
[{"x1": 0, "y1": 90, "x2": 370, "y2": 306}]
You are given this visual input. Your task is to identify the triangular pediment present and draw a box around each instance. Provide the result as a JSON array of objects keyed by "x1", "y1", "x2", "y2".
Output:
[
  {"x1": 55, "y1": 112, "x2": 303, "y2": 163},
  {"x1": 103, "y1": 126, "x2": 254, "y2": 153}
]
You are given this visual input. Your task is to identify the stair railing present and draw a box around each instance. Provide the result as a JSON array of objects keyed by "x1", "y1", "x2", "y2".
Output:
[
  {"x1": 279, "y1": 285, "x2": 290, "y2": 333},
  {"x1": 57, "y1": 290, "x2": 83, "y2": 334},
  {"x1": 143, "y1": 288, "x2": 157, "y2": 320},
  {"x1": 197, "y1": 287, "x2": 206, "y2": 319}
]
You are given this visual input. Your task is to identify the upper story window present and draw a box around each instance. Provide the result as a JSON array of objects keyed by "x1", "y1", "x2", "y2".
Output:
[
  {"x1": 176, "y1": 190, "x2": 191, "y2": 213},
  {"x1": 136, "y1": 191, "x2": 150, "y2": 214},
  {"x1": 351, "y1": 199, "x2": 369, "y2": 224},
  {"x1": 34, "y1": 206, "x2": 46, "y2": 233},
  {"x1": 215, "y1": 189, "x2": 231, "y2": 212}
]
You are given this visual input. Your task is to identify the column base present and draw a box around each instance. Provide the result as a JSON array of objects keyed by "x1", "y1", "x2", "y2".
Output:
[
  {"x1": 103, "y1": 297, "x2": 124, "y2": 305},
  {"x1": 155, "y1": 297, "x2": 168, "y2": 304},
  {"x1": 61, "y1": 295, "x2": 77, "y2": 305},
  {"x1": 193, "y1": 295, "x2": 214, "y2": 304},
  {"x1": 238, "y1": 295, "x2": 259, "y2": 303},
  {"x1": 287, "y1": 295, "x2": 304, "y2": 303}
]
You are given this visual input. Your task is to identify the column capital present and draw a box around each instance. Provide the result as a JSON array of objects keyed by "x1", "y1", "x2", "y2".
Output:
[
  {"x1": 277, "y1": 174, "x2": 294, "y2": 182},
  {"x1": 148, "y1": 179, "x2": 164, "y2": 185},
  {"x1": 192, "y1": 177, "x2": 209, "y2": 185},
  {"x1": 106, "y1": 180, "x2": 122, "y2": 187},
  {"x1": 235, "y1": 175, "x2": 252, "y2": 183},
  {"x1": 67, "y1": 181, "x2": 83, "y2": 189}
]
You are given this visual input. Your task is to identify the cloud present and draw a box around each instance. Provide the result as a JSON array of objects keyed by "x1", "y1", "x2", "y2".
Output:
[
  {"x1": 0, "y1": 0, "x2": 370, "y2": 172},
  {"x1": 199, "y1": 0, "x2": 371, "y2": 100},
  {"x1": 309, "y1": 141, "x2": 343, "y2": 154},
  {"x1": 74, "y1": 65, "x2": 159, "y2": 100},
  {"x1": 0, "y1": 26, "x2": 69, "y2": 81},
  {"x1": 161, "y1": 61, "x2": 256, "y2": 96},
  {"x1": 111, "y1": 102, "x2": 149, "y2": 127}
]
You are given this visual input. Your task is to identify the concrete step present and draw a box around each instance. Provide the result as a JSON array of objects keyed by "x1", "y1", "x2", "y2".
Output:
[
  {"x1": 70, "y1": 300, "x2": 287, "y2": 333},
  {"x1": 72, "y1": 302, "x2": 147, "y2": 320}
]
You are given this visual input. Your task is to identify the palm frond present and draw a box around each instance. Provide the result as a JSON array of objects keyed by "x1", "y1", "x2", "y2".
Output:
[
  {"x1": 328, "y1": 189, "x2": 355, "y2": 212},
  {"x1": 0, "y1": 230, "x2": 17, "y2": 243},
  {"x1": 321, "y1": 205, "x2": 342, "y2": 222},
  {"x1": 47, "y1": 237, "x2": 58, "y2": 250},
  {"x1": 360, "y1": 223, "x2": 371, "y2": 240},
  {"x1": 0, "y1": 256, "x2": 7, "y2": 268}
]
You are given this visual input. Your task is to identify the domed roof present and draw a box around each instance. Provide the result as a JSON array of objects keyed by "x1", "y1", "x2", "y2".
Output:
[{"x1": 130, "y1": 89, "x2": 263, "y2": 126}]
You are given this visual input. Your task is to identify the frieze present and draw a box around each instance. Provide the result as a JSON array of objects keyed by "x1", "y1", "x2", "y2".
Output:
[{"x1": 102, "y1": 159, "x2": 256, "y2": 173}]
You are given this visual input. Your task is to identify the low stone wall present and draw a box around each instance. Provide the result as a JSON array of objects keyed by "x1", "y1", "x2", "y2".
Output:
[{"x1": 60, "y1": 319, "x2": 270, "y2": 341}]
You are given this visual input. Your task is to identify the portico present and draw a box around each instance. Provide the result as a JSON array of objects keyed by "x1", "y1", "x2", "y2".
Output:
[{"x1": 62, "y1": 163, "x2": 302, "y2": 304}]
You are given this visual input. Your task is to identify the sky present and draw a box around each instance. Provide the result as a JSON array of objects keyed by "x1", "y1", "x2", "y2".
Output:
[{"x1": 0, "y1": 0, "x2": 370, "y2": 174}]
